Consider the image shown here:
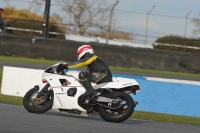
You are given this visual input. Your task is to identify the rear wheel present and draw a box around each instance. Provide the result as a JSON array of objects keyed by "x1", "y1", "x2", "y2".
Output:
[
  {"x1": 23, "y1": 87, "x2": 54, "y2": 114},
  {"x1": 98, "y1": 92, "x2": 135, "y2": 123}
]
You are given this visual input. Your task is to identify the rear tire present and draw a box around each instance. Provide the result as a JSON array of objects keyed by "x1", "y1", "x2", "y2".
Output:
[
  {"x1": 23, "y1": 87, "x2": 54, "y2": 114},
  {"x1": 98, "y1": 92, "x2": 135, "y2": 123}
]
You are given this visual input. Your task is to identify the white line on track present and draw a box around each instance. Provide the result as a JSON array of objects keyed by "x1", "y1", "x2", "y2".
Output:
[{"x1": 145, "y1": 77, "x2": 200, "y2": 85}]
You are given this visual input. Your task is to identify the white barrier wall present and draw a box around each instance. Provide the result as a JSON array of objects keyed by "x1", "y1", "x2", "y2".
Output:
[
  {"x1": 1, "y1": 66, "x2": 44, "y2": 97},
  {"x1": 1, "y1": 66, "x2": 139, "y2": 97}
]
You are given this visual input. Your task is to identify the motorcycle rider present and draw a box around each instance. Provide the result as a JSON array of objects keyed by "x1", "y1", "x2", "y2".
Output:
[{"x1": 57, "y1": 45, "x2": 112, "y2": 101}]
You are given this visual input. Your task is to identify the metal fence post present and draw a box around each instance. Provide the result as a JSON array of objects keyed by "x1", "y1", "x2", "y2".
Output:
[
  {"x1": 42, "y1": 0, "x2": 51, "y2": 38},
  {"x1": 184, "y1": 10, "x2": 191, "y2": 37},
  {"x1": 145, "y1": 6, "x2": 155, "y2": 46}
]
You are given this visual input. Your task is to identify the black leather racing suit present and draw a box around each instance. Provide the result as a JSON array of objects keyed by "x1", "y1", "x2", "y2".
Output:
[{"x1": 67, "y1": 53, "x2": 112, "y2": 99}]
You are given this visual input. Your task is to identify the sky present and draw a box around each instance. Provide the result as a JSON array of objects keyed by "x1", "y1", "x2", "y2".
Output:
[
  {"x1": 114, "y1": 0, "x2": 200, "y2": 41},
  {"x1": 0, "y1": 0, "x2": 200, "y2": 43}
]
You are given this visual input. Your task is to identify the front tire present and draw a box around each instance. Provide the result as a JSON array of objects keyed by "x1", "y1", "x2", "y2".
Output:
[
  {"x1": 23, "y1": 87, "x2": 54, "y2": 114},
  {"x1": 98, "y1": 92, "x2": 135, "y2": 123}
]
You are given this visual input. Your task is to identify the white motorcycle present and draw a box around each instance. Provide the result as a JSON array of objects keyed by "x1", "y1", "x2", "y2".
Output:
[{"x1": 23, "y1": 61, "x2": 140, "y2": 123}]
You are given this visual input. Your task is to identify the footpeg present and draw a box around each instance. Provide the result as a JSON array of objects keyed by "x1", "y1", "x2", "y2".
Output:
[{"x1": 85, "y1": 99, "x2": 89, "y2": 103}]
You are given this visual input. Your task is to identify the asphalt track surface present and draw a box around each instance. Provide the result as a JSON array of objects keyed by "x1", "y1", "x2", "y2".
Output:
[
  {"x1": 1, "y1": 104, "x2": 200, "y2": 133},
  {"x1": 1, "y1": 61, "x2": 200, "y2": 133}
]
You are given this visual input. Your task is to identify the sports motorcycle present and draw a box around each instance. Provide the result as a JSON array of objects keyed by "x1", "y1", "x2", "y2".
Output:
[{"x1": 23, "y1": 61, "x2": 140, "y2": 123}]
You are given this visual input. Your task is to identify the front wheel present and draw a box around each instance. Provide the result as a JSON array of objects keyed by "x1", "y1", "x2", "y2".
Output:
[
  {"x1": 98, "y1": 92, "x2": 135, "y2": 123},
  {"x1": 23, "y1": 87, "x2": 54, "y2": 114}
]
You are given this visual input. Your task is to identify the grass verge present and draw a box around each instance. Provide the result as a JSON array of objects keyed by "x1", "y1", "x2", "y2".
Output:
[
  {"x1": 0, "y1": 56, "x2": 58, "y2": 65},
  {"x1": 1, "y1": 56, "x2": 200, "y2": 126},
  {"x1": 1, "y1": 55, "x2": 200, "y2": 78},
  {"x1": 109, "y1": 66, "x2": 200, "y2": 78},
  {"x1": 131, "y1": 111, "x2": 200, "y2": 126}
]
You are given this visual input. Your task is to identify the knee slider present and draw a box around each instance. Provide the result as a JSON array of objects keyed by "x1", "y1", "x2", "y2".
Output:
[{"x1": 78, "y1": 71, "x2": 87, "y2": 80}]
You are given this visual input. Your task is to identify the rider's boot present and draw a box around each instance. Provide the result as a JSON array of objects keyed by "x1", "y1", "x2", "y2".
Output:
[{"x1": 80, "y1": 79, "x2": 97, "y2": 99}]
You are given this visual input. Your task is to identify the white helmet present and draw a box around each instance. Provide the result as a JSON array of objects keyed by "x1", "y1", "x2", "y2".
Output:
[{"x1": 77, "y1": 45, "x2": 94, "y2": 60}]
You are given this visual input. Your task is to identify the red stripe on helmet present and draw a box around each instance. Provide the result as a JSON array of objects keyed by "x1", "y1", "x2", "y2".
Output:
[{"x1": 77, "y1": 45, "x2": 92, "y2": 55}]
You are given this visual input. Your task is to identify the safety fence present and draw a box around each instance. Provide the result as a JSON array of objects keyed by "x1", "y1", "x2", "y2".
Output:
[{"x1": 2, "y1": 0, "x2": 200, "y2": 47}]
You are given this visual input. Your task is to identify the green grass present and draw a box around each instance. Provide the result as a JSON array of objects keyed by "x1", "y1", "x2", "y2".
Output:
[
  {"x1": 109, "y1": 66, "x2": 200, "y2": 78},
  {"x1": 0, "y1": 94, "x2": 23, "y2": 105},
  {"x1": 131, "y1": 111, "x2": 200, "y2": 126},
  {"x1": 0, "y1": 56, "x2": 59, "y2": 65},
  {"x1": 1, "y1": 55, "x2": 200, "y2": 126},
  {"x1": 1, "y1": 55, "x2": 200, "y2": 78}
]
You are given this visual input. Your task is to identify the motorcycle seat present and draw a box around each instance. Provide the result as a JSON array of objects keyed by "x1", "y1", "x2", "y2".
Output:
[{"x1": 93, "y1": 82, "x2": 108, "y2": 90}]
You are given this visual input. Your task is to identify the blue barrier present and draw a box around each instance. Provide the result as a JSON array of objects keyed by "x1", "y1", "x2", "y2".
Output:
[{"x1": 113, "y1": 74, "x2": 200, "y2": 117}]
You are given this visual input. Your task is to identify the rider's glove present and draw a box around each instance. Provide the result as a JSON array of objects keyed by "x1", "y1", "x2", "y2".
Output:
[{"x1": 56, "y1": 64, "x2": 68, "y2": 73}]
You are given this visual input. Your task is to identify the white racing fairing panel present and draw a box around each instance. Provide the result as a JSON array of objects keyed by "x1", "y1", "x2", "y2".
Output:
[{"x1": 102, "y1": 77, "x2": 139, "y2": 89}]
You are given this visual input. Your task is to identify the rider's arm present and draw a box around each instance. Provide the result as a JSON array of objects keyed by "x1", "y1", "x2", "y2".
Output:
[{"x1": 67, "y1": 55, "x2": 97, "y2": 69}]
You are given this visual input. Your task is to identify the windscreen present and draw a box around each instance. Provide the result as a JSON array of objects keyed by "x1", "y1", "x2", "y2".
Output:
[
  {"x1": 44, "y1": 65, "x2": 57, "y2": 74},
  {"x1": 44, "y1": 61, "x2": 66, "y2": 74}
]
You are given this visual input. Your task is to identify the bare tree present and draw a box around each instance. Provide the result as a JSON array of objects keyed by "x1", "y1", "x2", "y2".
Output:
[
  {"x1": 28, "y1": 0, "x2": 45, "y2": 16},
  {"x1": 56, "y1": 0, "x2": 111, "y2": 35},
  {"x1": 3, "y1": 0, "x2": 11, "y2": 7},
  {"x1": 2, "y1": 0, "x2": 44, "y2": 16}
]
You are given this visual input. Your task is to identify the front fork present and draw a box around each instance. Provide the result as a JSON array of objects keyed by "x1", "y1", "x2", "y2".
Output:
[{"x1": 36, "y1": 83, "x2": 50, "y2": 98}]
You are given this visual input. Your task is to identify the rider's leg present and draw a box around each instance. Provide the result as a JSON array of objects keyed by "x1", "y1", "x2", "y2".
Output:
[
  {"x1": 80, "y1": 79, "x2": 97, "y2": 97},
  {"x1": 78, "y1": 71, "x2": 97, "y2": 98},
  {"x1": 89, "y1": 71, "x2": 112, "y2": 84}
]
